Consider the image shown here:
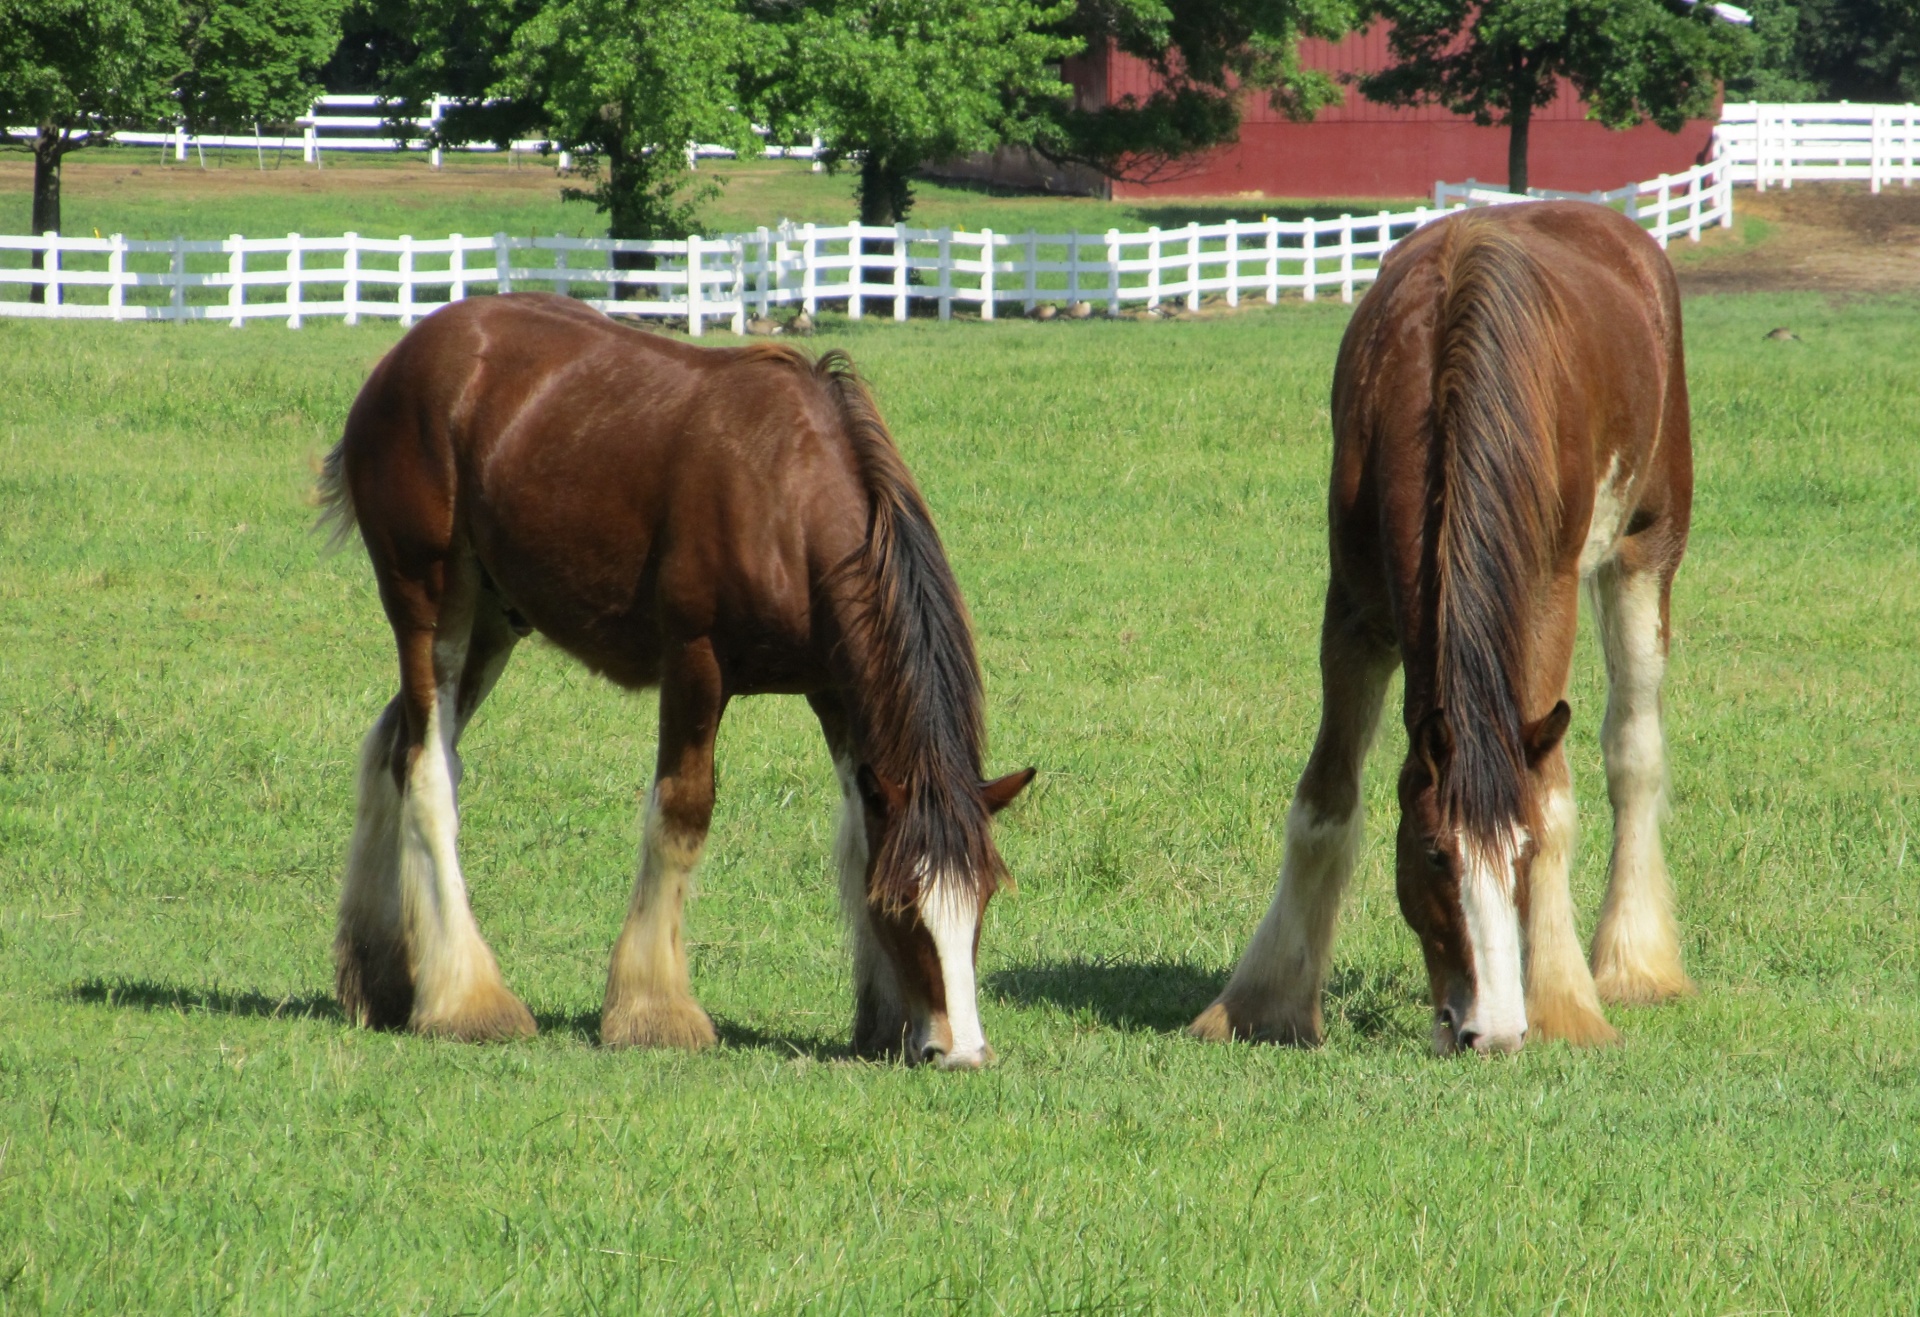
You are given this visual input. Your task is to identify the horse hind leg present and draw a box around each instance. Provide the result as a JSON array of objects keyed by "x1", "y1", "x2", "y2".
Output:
[
  {"x1": 601, "y1": 641, "x2": 723, "y2": 1051},
  {"x1": 1191, "y1": 595, "x2": 1394, "y2": 1046},
  {"x1": 1588, "y1": 559, "x2": 1695, "y2": 1004},
  {"x1": 380, "y1": 564, "x2": 535, "y2": 1041},
  {"x1": 335, "y1": 698, "x2": 413, "y2": 1028}
]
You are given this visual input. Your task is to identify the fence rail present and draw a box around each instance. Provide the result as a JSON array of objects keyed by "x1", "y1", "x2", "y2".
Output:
[
  {"x1": 1713, "y1": 102, "x2": 1920, "y2": 191},
  {"x1": 1434, "y1": 155, "x2": 1733, "y2": 247}
]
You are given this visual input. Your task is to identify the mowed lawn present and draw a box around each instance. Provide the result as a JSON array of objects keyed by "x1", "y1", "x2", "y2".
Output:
[{"x1": 2, "y1": 289, "x2": 1918, "y2": 1312}]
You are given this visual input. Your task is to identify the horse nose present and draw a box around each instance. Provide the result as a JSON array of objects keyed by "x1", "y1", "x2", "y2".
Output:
[
  {"x1": 935, "y1": 1043, "x2": 994, "y2": 1072},
  {"x1": 919, "y1": 1040, "x2": 946, "y2": 1066},
  {"x1": 1464, "y1": 1029, "x2": 1526, "y2": 1055}
]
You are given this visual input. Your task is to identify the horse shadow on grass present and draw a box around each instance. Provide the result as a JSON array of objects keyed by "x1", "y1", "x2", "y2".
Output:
[
  {"x1": 986, "y1": 957, "x2": 1419, "y2": 1042},
  {"x1": 70, "y1": 977, "x2": 344, "y2": 1022},
  {"x1": 70, "y1": 980, "x2": 848, "y2": 1058}
]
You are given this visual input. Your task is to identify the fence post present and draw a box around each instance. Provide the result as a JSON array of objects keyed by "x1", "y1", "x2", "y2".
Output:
[
  {"x1": 1224, "y1": 220, "x2": 1239, "y2": 308},
  {"x1": 847, "y1": 224, "x2": 864, "y2": 320},
  {"x1": 1145, "y1": 226, "x2": 1161, "y2": 310},
  {"x1": 1023, "y1": 230, "x2": 1038, "y2": 313},
  {"x1": 687, "y1": 233, "x2": 704, "y2": 336},
  {"x1": 551, "y1": 238, "x2": 568, "y2": 301},
  {"x1": 285, "y1": 233, "x2": 301, "y2": 327},
  {"x1": 1105, "y1": 228, "x2": 1121, "y2": 316},
  {"x1": 228, "y1": 235, "x2": 243, "y2": 326},
  {"x1": 801, "y1": 223, "x2": 817, "y2": 314},
  {"x1": 1302, "y1": 222, "x2": 1316, "y2": 302},
  {"x1": 495, "y1": 232, "x2": 511, "y2": 294},
  {"x1": 345, "y1": 232, "x2": 360, "y2": 324},
  {"x1": 1186, "y1": 222, "x2": 1201, "y2": 312},
  {"x1": 449, "y1": 233, "x2": 465, "y2": 304},
  {"x1": 1871, "y1": 105, "x2": 1885, "y2": 194},
  {"x1": 938, "y1": 228, "x2": 953, "y2": 321},
  {"x1": 304, "y1": 125, "x2": 317, "y2": 165},
  {"x1": 43, "y1": 231, "x2": 61, "y2": 308},
  {"x1": 1688, "y1": 175, "x2": 1703, "y2": 241},
  {"x1": 400, "y1": 234, "x2": 416, "y2": 325},
  {"x1": 171, "y1": 236, "x2": 186, "y2": 322},
  {"x1": 1655, "y1": 176, "x2": 1672, "y2": 249},
  {"x1": 730, "y1": 238, "x2": 747, "y2": 334},
  {"x1": 980, "y1": 227, "x2": 994, "y2": 320},
  {"x1": 175, "y1": 126, "x2": 187, "y2": 162},
  {"x1": 755, "y1": 225, "x2": 771, "y2": 318},
  {"x1": 109, "y1": 234, "x2": 126, "y2": 321},
  {"x1": 1265, "y1": 217, "x2": 1279, "y2": 304},
  {"x1": 896, "y1": 221, "x2": 910, "y2": 321},
  {"x1": 1339, "y1": 214, "x2": 1355, "y2": 302}
]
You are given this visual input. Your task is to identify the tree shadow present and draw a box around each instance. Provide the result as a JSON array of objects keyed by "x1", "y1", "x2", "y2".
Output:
[
  {"x1": 985, "y1": 957, "x2": 1224, "y2": 1033},
  {"x1": 70, "y1": 977, "x2": 344, "y2": 1022}
]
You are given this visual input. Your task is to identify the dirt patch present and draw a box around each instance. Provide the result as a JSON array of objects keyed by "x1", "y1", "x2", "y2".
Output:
[{"x1": 1672, "y1": 184, "x2": 1920, "y2": 294}]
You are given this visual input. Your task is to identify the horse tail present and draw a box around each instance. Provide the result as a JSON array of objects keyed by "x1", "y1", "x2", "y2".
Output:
[
  {"x1": 814, "y1": 350, "x2": 995, "y2": 912},
  {"x1": 1430, "y1": 214, "x2": 1568, "y2": 845},
  {"x1": 313, "y1": 438, "x2": 359, "y2": 553}
]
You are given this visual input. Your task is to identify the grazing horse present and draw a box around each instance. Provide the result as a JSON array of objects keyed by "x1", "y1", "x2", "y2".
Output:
[
  {"x1": 318, "y1": 292, "x2": 1032, "y2": 1067},
  {"x1": 1191, "y1": 202, "x2": 1694, "y2": 1055}
]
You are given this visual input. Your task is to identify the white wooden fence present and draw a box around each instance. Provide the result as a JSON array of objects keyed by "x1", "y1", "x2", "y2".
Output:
[
  {"x1": 1434, "y1": 155, "x2": 1734, "y2": 248},
  {"x1": 9, "y1": 95, "x2": 820, "y2": 172},
  {"x1": 1713, "y1": 102, "x2": 1920, "y2": 192},
  {"x1": 0, "y1": 208, "x2": 1485, "y2": 333}
]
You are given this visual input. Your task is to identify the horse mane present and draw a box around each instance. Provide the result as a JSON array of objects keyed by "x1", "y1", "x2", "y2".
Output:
[
  {"x1": 812, "y1": 350, "x2": 997, "y2": 914},
  {"x1": 1429, "y1": 214, "x2": 1567, "y2": 848}
]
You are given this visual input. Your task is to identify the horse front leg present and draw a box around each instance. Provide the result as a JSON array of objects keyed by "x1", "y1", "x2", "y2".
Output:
[
  {"x1": 1191, "y1": 591, "x2": 1395, "y2": 1046},
  {"x1": 601, "y1": 639, "x2": 725, "y2": 1050},
  {"x1": 809, "y1": 693, "x2": 910, "y2": 1058}
]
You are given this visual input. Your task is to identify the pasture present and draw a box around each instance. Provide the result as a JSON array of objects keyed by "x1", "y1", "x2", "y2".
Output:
[{"x1": 2, "y1": 288, "x2": 1918, "y2": 1310}]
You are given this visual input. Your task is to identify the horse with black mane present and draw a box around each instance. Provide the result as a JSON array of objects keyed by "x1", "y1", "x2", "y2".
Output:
[
  {"x1": 1192, "y1": 202, "x2": 1695, "y2": 1055},
  {"x1": 319, "y1": 292, "x2": 1032, "y2": 1067}
]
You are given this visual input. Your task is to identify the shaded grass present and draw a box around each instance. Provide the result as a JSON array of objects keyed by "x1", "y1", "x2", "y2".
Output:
[{"x1": 1, "y1": 290, "x2": 1917, "y2": 1310}]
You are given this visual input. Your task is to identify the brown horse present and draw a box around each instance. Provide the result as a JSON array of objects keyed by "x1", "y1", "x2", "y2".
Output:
[
  {"x1": 1191, "y1": 202, "x2": 1694, "y2": 1055},
  {"x1": 318, "y1": 292, "x2": 1032, "y2": 1066}
]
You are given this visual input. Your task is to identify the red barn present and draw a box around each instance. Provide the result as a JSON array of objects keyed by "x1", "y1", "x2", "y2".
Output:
[{"x1": 1056, "y1": 30, "x2": 1720, "y2": 199}]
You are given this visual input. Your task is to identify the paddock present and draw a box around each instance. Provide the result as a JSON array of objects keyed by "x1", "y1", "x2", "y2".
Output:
[{"x1": 2, "y1": 290, "x2": 1917, "y2": 1307}]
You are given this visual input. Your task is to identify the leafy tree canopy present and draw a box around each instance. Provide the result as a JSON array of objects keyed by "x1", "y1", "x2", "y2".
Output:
[
  {"x1": 178, "y1": 0, "x2": 348, "y2": 132},
  {"x1": 1358, "y1": 0, "x2": 1750, "y2": 193},
  {"x1": 1727, "y1": 0, "x2": 1920, "y2": 101},
  {"x1": 764, "y1": 0, "x2": 1079, "y2": 224},
  {"x1": 0, "y1": 0, "x2": 185, "y2": 238}
]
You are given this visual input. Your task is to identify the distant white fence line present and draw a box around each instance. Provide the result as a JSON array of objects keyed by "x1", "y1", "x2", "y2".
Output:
[
  {"x1": 6, "y1": 94, "x2": 821, "y2": 172},
  {"x1": 1434, "y1": 155, "x2": 1733, "y2": 248},
  {"x1": 1713, "y1": 102, "x2": 1920, "y2": 192},
  {"x1": 0, "y1": 209, "x2": 1464, "y2": 334}
]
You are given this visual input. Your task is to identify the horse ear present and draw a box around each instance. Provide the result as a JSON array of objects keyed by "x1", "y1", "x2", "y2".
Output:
[
  {"x1": 1413, "y1": 708, "x2": 1453, "y2": 781},
  {"x1": 980, "y1": 767, "x2": 1036, "y2": 814},
  {"x1": 856, "y1": 764, "x2": 906, "y2": 817},
  {"x1": 1524, "y1": 700, "x2": 1572, "y2": 764}
]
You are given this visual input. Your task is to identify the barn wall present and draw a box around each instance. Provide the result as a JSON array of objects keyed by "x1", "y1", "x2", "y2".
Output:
[{"x1": 1089, "y1": 30, "x2": 1719, "y2": 199}]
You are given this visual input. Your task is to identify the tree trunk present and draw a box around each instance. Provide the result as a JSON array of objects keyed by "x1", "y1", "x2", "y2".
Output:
[
  {"x1": 604, "y1": 146, "x2": 656, "y2": 298},
  {"x1": 1507, "y1": 99, "x2": 1532, "y2": 197},
  {"x1": 29, "y1": 128, "x2": 62, "y2": 305},
  {"x1": 857, "y1": 155, "x2": 911, "y2": 317}
]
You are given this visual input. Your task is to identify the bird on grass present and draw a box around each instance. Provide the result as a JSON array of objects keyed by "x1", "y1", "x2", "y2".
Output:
[{"x1": 1764, "y1": 327, "x2": 1801, "y2": 341}]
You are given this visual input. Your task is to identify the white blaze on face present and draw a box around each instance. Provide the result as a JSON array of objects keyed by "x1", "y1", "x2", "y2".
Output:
[
  {"x1": 1455, "y1": 827, "x2": 1530, "y2": 1052},
  {"x1": 918, "y1": 874, "x2": 989, "y2": 1069}
]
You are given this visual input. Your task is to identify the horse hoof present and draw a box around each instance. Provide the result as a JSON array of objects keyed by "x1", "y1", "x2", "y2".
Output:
[
  {"x1": 412, "y1": 982, "x2": 537, "y2": 1042},
  {"x1": 601, "y1": 996, "x2": 717, "y2": 1050},
  {"x1": 1527, "y1": 997, "x2": 1621, "y2": 1047},
  {"x1": 1591, "y1": 961, "x2": 1696, "y2": 1006},
  {"x1": 1188, "y1": 999, "x2": 1322, "y2": 1046}
]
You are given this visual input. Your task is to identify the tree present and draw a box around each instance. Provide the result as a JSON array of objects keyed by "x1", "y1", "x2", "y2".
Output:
[
  {"x1": 1357, "y1": 0, "x2": 1750, "y2": 195},
  {"x1": 0, "y1": 0, "x2": 183, "y2": 259},
  {"x1": 1051, "y1": 0, "x2": 1358, "y2": 184},
  {"x1": 499, "y1": 0, "x2": 767, "y2": 241},
  {"x1": 1727, "y1": 0, "x2": 1920, "y2": 102},
  {"x1": 178, "y1": 0, "x2": 347, "y2": 163},
  {"x1": 766, "y1": 0, "x2": 1079, "y2": 226}
]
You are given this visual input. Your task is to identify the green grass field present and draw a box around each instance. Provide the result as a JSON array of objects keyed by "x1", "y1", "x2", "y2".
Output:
[{"x1": 3, "y1": 284, "x2": 1918, "y2": 1311}]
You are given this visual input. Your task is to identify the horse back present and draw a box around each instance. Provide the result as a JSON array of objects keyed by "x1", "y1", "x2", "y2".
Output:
[
  {"x1": 333, "y1": 294, "x2": 870, "y2": 692},
  {"x1": 1328, "y1": 203, "x2": 1690, "y2": 616}
]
